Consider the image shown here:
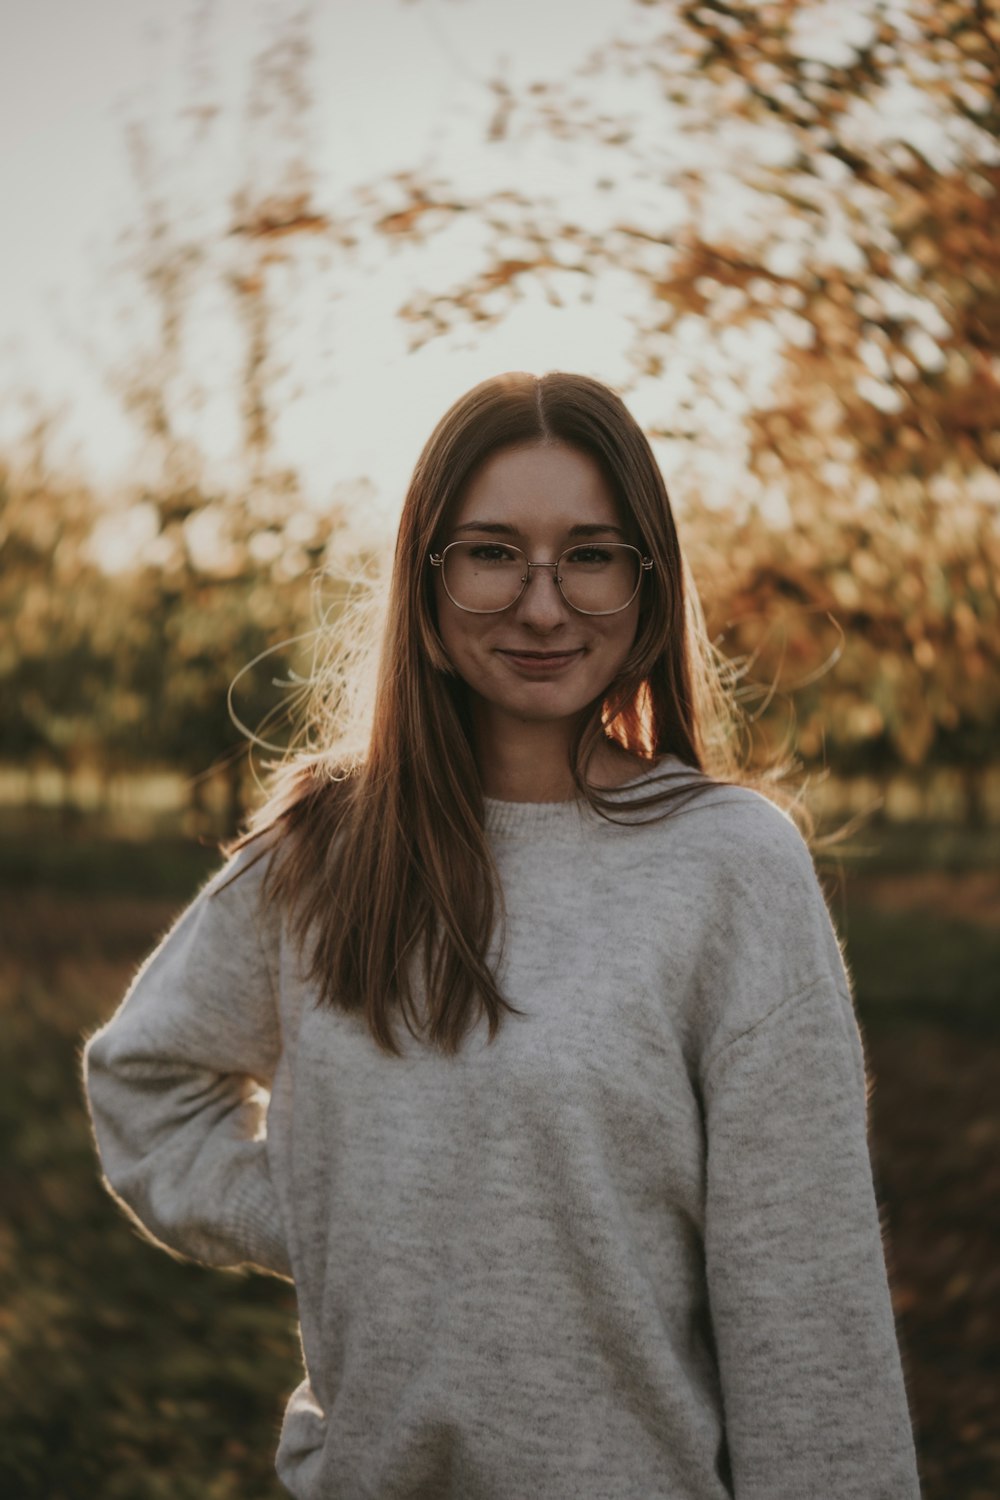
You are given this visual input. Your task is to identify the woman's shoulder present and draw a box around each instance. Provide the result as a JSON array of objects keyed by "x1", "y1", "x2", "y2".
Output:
[
  {"x1": 619, "y1": 757, "x2": 814, "y2": 871},
  {"x1": 202, "y1": 825, "x2": 293, "y2": 946},
  {"x1": 686, "y1": 776, "x2": 810, "y2": 863},
  {"x1": 213, "y1": 824, "x2": 284, "y2": 891},
  {"x1": 644, "y1": 772, "x2": 851, "y2": 1056}
]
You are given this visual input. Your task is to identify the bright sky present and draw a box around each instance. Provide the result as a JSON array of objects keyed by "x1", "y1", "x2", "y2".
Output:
[{"x1": 0, "y1": 0, "x2": 651, "y2": 545}]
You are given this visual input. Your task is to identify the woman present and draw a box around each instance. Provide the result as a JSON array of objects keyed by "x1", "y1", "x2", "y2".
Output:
[{"x1": 83, "y1": 371, "x2": 921, "y2": 1499}]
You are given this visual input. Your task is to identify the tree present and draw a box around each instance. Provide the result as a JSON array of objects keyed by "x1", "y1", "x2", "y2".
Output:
[
  {"x1": 349, "y1": 0, "x2": 1000, "y2": 776},
  {"x1": 5, "y1": 0, "x2": 997, "y2": 815}
]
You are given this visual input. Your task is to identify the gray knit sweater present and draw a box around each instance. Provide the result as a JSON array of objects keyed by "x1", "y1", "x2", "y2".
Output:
[{"x1": 82, "y1": 757, "x2": 922, "y2": 1499}]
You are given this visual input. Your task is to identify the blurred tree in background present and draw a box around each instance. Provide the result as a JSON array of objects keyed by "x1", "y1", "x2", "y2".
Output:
[
  {"x1": 367, "y1": 0, "x2": 1000, "y2": 785},
  {"x1": 1, "y1": 0, "x2": 997, "y2": 827}
]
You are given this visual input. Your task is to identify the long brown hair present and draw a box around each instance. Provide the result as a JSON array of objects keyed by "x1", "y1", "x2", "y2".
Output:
[{"x1": 225, "y1": 371, "x2": 798, "y2": 1054}]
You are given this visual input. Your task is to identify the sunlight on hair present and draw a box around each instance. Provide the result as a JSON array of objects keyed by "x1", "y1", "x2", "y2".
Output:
[
  {"x1": 306, "y1": 556, "x2": 390, "y2": 769},
  {"x1": 229, "y1": 551, "x2": 391, "y2": 802}
]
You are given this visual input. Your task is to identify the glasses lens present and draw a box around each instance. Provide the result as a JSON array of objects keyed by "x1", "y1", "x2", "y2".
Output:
[
  {"x1": 558, "y1": 544, "x2": 640, "y2": 613},
  {"x1": 443, "y1": 542, "x2": 526, "y2": 611}
]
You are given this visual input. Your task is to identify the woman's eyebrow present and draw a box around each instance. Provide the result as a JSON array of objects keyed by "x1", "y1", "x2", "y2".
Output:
[
  {"x1": 452, "y1": 522, "x2": 520, "y2": 535},
  {"x1": 567, "y1": 523, "x2": 627, "y2": 538},
  {"x1": 452, "y1": 521, "x2": 626, "y2": 537}
]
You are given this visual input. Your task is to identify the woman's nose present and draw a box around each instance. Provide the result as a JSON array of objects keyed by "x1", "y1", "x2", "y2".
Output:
[{"x1": 512, "y1": 564, "x2": 569, "y2": 628}]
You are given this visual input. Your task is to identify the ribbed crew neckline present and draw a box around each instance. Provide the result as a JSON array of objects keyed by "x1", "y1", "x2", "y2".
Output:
[{"x1": 482, "y1": 754, "x2": 691, "y2": 836}]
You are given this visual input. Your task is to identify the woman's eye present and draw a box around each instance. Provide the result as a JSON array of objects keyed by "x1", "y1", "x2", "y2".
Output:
[
  {"x1": 469, "y1": 544, "x2": 517, "y2": 563},
  {"x1": 565, "y1": 546, "x2": 613, "y2": 566}
]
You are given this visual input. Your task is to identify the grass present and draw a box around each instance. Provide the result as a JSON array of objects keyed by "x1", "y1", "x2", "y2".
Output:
[
  {"x1": 0, "y1": 885, "x2": 299, "y2": 1500},
  {"x1": 0, "y1": 824, "x2": 221, "y2": 900}
]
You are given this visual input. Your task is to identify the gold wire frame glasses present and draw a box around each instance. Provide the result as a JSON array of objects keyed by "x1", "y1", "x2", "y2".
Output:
[{"x1": 428, "y1": 540, "x2": 654, "y2": 616}]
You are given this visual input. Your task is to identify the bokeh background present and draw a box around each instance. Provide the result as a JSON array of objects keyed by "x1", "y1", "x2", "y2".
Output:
[{"x1": 1, "y1": 1, "x2": 997, "y2": 1496}]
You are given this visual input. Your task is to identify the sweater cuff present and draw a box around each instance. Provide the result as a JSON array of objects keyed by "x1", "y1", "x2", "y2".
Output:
[{"x1": 224, "y1": 1145, "x2": 293, "y2": 1280}]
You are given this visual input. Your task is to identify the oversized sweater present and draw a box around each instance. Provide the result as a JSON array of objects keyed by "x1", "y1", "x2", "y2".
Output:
[{"x1": 82, "y1": 756, "x2": 922, "y2": 1499}]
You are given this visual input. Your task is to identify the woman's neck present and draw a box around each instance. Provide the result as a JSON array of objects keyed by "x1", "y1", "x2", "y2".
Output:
[{"x1": 472, "y1": 709, "x2": 646, "y2": 803}]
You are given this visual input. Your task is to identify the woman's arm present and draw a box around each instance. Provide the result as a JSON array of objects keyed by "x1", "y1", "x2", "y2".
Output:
[
  {"x1": 80, "y1": 840, "x2": 291, "y2": 1280},
  {"x1": 702, "y1": 972, "x2": 922, "y2": 1498}
]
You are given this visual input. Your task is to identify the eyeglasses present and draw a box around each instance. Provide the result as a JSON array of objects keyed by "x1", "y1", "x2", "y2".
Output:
[{"x1": 429, "y1": 540, "x2": 654, "y2": 616}]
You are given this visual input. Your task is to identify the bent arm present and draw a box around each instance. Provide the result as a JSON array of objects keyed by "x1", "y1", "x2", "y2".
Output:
[
  {"x1": 81, "y1": 844, "x2": 291, "y2": 1279},
  {"x1": 702, "y1": 976, "x2": 921, "y2": 1499}
]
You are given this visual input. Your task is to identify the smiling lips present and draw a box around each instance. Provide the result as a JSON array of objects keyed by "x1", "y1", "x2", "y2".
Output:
[{"x1": 496, "y1": 647, "x2": 584, "y2": 673}]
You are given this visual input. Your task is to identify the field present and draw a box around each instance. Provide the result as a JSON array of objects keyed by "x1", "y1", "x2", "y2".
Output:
[{"x1": 1, "y1": 825, "x2": 997, "y2": 1499}]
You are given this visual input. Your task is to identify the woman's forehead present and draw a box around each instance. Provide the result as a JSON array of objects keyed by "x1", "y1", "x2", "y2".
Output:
[{"x1": 451, "y1": 441, "x2": 625, "y2": 532}]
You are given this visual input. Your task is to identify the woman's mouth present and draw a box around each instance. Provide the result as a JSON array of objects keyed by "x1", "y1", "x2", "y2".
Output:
[{"x1": 496, "y1": 648, "x2": 584, "y2": 675}]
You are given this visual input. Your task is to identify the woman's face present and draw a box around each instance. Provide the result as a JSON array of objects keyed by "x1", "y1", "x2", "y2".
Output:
[{"x1": 433, "y1": 440, "x2": 642, "y2": 737}]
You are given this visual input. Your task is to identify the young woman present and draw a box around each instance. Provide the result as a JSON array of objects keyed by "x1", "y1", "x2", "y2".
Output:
[{"x1": 83, "y1": 371, "x2": 921, "y2": 1499}]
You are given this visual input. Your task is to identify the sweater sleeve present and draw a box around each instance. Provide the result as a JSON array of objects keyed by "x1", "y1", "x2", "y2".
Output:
[
  {"x1": 701, "y1": 973, "x2": 922, "y2": 1498},
  {"x1": 81, "y1": 839, "x2": 291, "y2": 1281}
]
